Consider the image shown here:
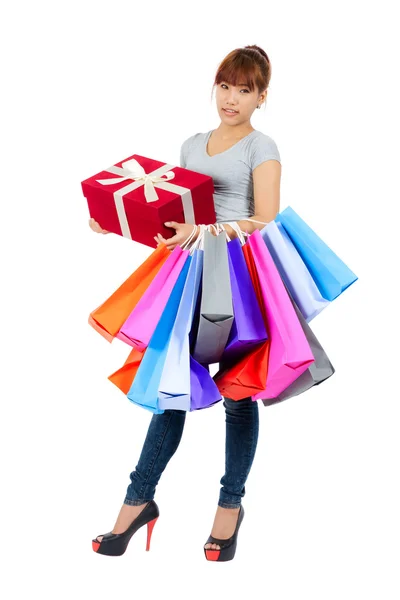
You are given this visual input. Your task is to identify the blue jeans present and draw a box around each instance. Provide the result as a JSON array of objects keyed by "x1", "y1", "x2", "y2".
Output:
[{"x1": 123, "y1": 397, "x2": 259, "y2": 509}]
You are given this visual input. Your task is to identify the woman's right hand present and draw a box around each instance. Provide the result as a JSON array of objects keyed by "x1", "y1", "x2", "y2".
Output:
[{"x1": 89, "y1": 218, "x2": 110, "y2": 234}]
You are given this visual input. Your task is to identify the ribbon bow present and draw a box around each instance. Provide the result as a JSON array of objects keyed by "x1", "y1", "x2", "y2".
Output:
[{"x1": 96, "y1": 158, "x2": 176, "y2": 203}]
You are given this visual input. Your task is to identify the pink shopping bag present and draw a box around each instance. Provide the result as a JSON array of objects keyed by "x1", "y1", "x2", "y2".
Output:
[
  {"x1": 117, "y1": 245, "x2": 190, "y2": 350},
  {"x1": 248, "y1": 229, "x2": 315, "y2": 400}
]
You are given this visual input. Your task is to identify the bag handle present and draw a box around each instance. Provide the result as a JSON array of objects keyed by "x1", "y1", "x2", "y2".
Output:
[
  {"x1": 224, "y1": 218, "x2": 270, "y2": 243},
  {"x1": 180, "y1": 224, "x2": 200, "y2": 250},
  {"x1": 216, "y1": 222, "x2": 232, "y2": 242},
  {"x1": 187, "y1": 223, "x2": 212, "y2": 253},
  {"x1": 224, "y1": 221, "x2": 248, "y2": 245},
  {"x1": 241, "y1": 218, "x2": 269, "y2": 226}
]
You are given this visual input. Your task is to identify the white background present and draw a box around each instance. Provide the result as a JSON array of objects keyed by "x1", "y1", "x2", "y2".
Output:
[{"x1": 1, "y1": 1, "x2": 399, "y2": 598}]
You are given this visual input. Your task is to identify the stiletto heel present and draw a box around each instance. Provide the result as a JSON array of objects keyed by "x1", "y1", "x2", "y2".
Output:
[
  {"x1": 146, "y1": 517, "x2": 158, "y2": 551},
  {"x1": 203, "y1": 505, "x2": 245, "y2": 562},
  {"x1": 92, "y1": 500, "x2": 160, "y2": 556}
]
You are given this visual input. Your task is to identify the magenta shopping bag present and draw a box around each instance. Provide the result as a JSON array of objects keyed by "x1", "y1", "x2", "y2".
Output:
[
  {"x1": 117, "y1": 245, "x2": 190, "y2": 350},
  {"x1": 248, "y1": 230, "x2": 315, "y2": 400}
]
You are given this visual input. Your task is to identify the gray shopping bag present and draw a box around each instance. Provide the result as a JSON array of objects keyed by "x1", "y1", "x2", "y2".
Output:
[
  {"x1": 262, "y1": 294, "x2": 335, "y2": 406},
  {"x1": 192, "y1": 230, "x2": 234, "y2": 364}
]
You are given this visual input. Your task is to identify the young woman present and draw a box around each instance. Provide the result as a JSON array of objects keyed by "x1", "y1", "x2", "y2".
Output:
[{"x1": 89, "y1": 44, "x2": 281, "y2": 562}]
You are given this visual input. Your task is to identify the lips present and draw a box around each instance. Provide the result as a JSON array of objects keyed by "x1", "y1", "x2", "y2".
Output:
[{"x1": 223, "y1": 108, "x2": 238, "y2": 114}]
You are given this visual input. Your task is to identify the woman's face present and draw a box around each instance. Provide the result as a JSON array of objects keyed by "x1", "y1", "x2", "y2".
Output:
[{"x1": 215, "y1": 81, "x2": 266, "y2": 125}]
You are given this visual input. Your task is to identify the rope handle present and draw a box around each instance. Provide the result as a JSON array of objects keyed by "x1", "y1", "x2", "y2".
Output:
[
  {"x1": 185, "y1": 224, "x2": 205, "y2": 252},
  {"x1": 215, "y1": 222, "x2": 231, "y2": 242},
  {"x1": 180, "y1": 224, "x2": 201, "y2": 250},
  {"x1": 182, "y1": 223, "x2": 227, "y2": 253},
  {"x1": 180, "y1": 218, "x2": 269, "y2": 253},
  {"x1": 220, "y1": 218, "x2": 270, "y2": 242},
  {"x1": 223, "y1": 221, "x2": 247, "y2": 245}
]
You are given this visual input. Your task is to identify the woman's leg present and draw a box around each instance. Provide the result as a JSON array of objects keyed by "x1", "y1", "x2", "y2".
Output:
[
  {"x1": 96, "y1": 408, "x2": 186, "y2": 543},
  {"x1": 218, "y1": 396, "x2": 259, "y2": 508},
  {"x1": 205, "y1": 396, "x2": 259, "y2": 550},
  {"x1": 124, "y1": 408, "x2": 187, "y2": 504}
]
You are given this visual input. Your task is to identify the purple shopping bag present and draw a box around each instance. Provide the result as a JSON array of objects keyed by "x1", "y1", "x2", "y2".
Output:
[
  {"x1": 221, "y1": 237, "x2": 267, "y2": 361},
  {"x1": 189, "y1": 358, "x2": 222, "y2": 411}
]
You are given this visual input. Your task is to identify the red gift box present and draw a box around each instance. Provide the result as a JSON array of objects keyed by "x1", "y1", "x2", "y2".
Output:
[{"x1": 81, "y1": 154, "x2": 216, "y2": 248}]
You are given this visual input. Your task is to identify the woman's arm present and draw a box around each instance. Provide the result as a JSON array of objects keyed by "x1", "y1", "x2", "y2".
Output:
[
  {"x1": 222, "y1": 159, "x2": 281, "y2": 239},
  {"x1": 156, "y1": 159, "x2": 281, "y2": 249}
]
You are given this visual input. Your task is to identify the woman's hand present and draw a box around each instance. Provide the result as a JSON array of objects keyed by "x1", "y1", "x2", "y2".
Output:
[
  {"x1": 154, "y1": 221, "x2": 198, "y2": 251},
  {"x1": 89, "y1": 218, "x2": 110, "y2": 234}
]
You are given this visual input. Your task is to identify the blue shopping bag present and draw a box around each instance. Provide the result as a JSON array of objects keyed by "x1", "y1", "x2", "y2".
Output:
[
  {"x1": 276, "y1": 206, "x2": 358, "y2": 301},
  {"x1": 158, "y1": 249, "x2": 222, "y2": 411},
  {"x1": 127, "y1": 257, "x2": 192, "y2": 414},
  {"x1": 261, "y1": 220, "x2": 329, "y2": 321}
]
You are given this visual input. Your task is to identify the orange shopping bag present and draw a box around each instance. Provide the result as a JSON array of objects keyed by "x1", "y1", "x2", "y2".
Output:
[
  {"x1": 214, "y1": 243, "x2": 270, "y2": 400},
  {"x1": 89, "y1": 244, "x2": 170, "y2": 341},
  {"x1": 108, "y1": 346, "x2": 145, "y2": 394}
]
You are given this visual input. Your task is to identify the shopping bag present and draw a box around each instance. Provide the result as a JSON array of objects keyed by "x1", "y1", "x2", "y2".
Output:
[
  {"x1": 118, "y1": 245, "x2": 190, "y2": 350},
  {"x1": 192, "y1": 230, "x2": 234, "y2": 364},
  {"x1": 127, "y1": 257, "x2": 191, "y2": 413},
  {"x1": 260, "y1": 291, "x2": 335, "y2": 405},
  {"x1": 158, "y1": 250, "x2": 203, "y2": 411},
  {"x1": 89, "y1": 244, "x2": 170, "y2": 341},
  {"x1": 261, "y1": 220, "x2": 329, "y2": 322},
  {"x1": 109, "y1": 347, "x2": 222, "y2": 411},
  {"x1": 276, "y1": 206, "x2": 358, "y2": 301},
  {"x1": 221, "y1": 237, "x2": 267, "y2": 361},
  {"x1": 189, "y1": 358, "x2": 222, "y2": 410},
  {"x1": 249, "y1": 230, "x2": 315, "y2": 400},
  {"x1": 213, "y1": 243, "x2": 270, "y2": 400},
  {"x1": 108, "y1": 346, "x2": 145, "y2": 394},
  {"x1": 157, "y1": 247, "x2": 222, "y2": 411}
]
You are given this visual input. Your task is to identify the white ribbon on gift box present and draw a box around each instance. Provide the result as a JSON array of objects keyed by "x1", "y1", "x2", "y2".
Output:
[{"x1": 96, "y1": 158, "x2": 195, "y2": 239}]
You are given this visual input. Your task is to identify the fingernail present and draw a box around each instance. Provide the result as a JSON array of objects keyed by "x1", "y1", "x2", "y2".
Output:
[{"x1": 164, "y1": 222, "x2": 170, "y2": 226}]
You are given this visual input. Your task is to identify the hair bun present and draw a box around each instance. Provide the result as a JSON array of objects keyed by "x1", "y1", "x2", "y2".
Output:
[{"x1": 245, "y1": 44, "x2": 270, "y2": 63}]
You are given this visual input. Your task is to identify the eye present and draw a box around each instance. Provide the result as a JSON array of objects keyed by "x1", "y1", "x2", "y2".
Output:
[{"x1": 221, "y1": 84, "x2": 249, "y2": 93}]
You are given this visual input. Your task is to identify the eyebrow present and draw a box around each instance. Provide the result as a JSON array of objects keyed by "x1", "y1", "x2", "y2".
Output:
[{"x1": 223, "y1": 82, "x2": 250, "y2": 87}]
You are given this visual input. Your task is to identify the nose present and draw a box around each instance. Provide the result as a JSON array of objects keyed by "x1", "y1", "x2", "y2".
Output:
[
  {"x1": 227, "y1": 93, "x2": 238, "y2": 105},
  {"x1": 225, "y1": 89, "x2": 239, "y2": 105}
]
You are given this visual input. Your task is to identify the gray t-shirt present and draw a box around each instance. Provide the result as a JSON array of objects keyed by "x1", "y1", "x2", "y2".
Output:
[{"x1": 180, "y1": 129, "x2": 281, "y2": 223}]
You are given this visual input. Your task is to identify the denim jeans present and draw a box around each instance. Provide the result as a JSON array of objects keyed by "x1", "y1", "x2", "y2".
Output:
[{"x1": 123, "y1": 396, "x2": 259, "y2": 509}]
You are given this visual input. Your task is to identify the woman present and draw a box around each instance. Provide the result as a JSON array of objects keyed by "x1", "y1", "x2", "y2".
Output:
[{"x1": 90, "y1": 44, "x2": 281, "y2": 562}]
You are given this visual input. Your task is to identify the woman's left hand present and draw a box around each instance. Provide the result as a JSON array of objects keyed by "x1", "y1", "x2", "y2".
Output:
[{"x1": 154, "y1": 221, "x2": 197, "y2": 251}]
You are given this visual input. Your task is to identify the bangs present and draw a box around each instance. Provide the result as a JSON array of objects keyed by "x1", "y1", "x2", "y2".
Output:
[{"x1": 215, "y1": 54, "x2": 259, "y2": 92}]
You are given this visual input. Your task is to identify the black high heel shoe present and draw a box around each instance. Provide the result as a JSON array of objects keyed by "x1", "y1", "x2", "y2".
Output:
[
  {"x1": 92, "y1": 500, "x2": 159, "y2": 556},
  {"x1": 203, "y1": 505, "x2": 245, "y2": 562}
]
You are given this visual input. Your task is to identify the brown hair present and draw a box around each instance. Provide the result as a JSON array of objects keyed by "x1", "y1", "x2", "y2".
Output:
[{"x1": 212, "y1": 45, "x2": 271, "y2": 106}]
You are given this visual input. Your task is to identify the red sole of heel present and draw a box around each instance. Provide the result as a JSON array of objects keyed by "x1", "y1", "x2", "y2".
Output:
[
  {"x1": 146, "y1": 517, "x2": 158, "y2": 551},
  {"x1": 205, "y1": 549, "x2": 221, "y2": 561}
]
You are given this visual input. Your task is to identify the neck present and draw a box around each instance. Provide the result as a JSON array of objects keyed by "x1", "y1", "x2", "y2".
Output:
[{"x1": 216, "y1": 121, "x2": 255, "y2": 139}]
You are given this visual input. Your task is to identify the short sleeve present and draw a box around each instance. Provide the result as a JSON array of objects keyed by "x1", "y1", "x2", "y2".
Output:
[
  {"x1": 179, "y1": 136, "x2": 193, "y2": 168},
  {"x1": 250, "y1": 135, "x2": 281, "y2": 170}
]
